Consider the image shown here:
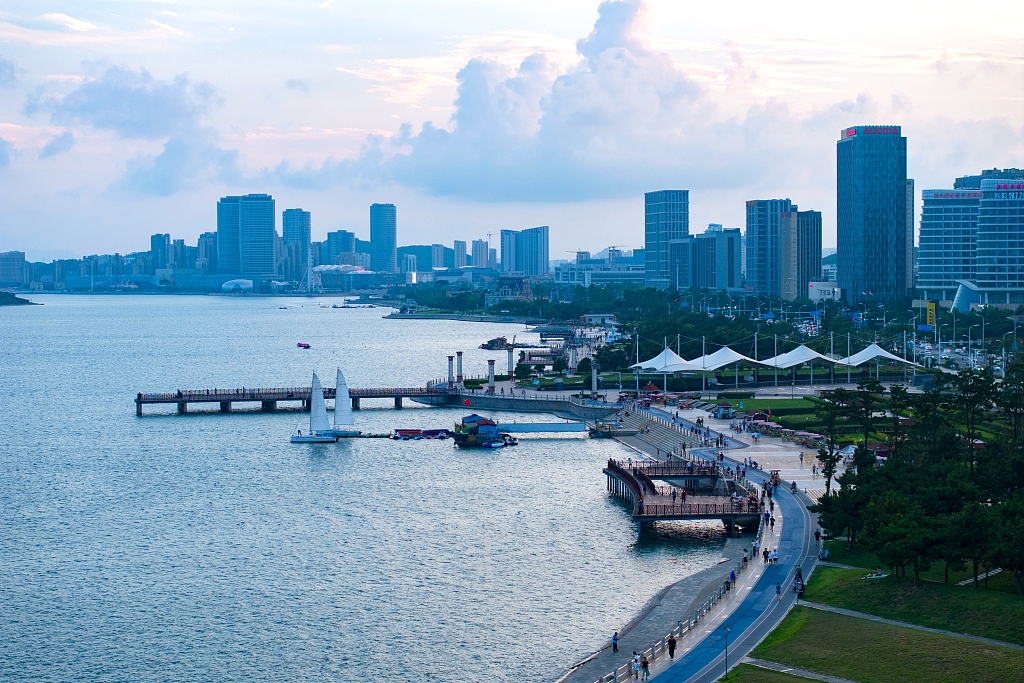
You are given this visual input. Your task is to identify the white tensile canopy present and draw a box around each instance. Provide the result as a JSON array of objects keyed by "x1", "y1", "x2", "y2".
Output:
[
  {"x1": 631, "y1": 346, "x2": 690, "y2": 371},
  {"x1": 836, "y1": 342, "x2": 913, "y2": 367},
  {"x1": 758, "y1": 344, "x2": 836, "y2": 369},
  {"x1": 687, "y1": 346, "x2": 758, "y2": 372}
]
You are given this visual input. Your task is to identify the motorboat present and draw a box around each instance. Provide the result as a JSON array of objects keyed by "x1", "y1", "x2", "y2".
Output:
[
  {"x1": 291, "y1": 371, "x2": 338, "y2": 443},
  {"x1": 297, "y1": 342, "x2": 311, "y2": 349},
  {"x1": 452, "y1": 414, "x2": 517, "y2": 448}
]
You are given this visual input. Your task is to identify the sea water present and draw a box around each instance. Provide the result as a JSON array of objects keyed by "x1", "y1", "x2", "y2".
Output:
[{"x1": 0, "y1": 296, "x2": 724, "y2": 682}]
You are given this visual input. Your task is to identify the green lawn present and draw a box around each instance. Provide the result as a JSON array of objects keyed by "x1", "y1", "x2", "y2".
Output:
[
  {"x1": 803, "y1": 567, "x2": 1024, "y2": 645},
  {"x1": 715, "y1": 664, "x2": 806, "y2": 682},
  {"x1": 719, "y1": 398, "x2": 818, "y2": 412},
  {"x1": 752, "y1": 606, "x2": 1024, "y2": 683}
]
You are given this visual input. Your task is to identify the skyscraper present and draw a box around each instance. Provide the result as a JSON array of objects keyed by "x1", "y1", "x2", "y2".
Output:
[
  {"x1": 431, "y1": 244, "x2": 445, "y2": 269},
  {"x1": 779, "y1": 210, "x2": 822, "y2": 300},
  {"x1": 917, "y1": 188, "x2": 981, "y2": 301},
  {"x1": 370, "y1": 203, "x2": 397, "y2": 273},
  {"x1": 216, "y1": 194, "x2": 277, "y2": 277},
  {"x1": 745, "y1": 199, "x2": 793, "y2": 296},
  {"x1": 471, "y1": 239, "x2": 488, "y2": 268},
  {"x1": 454, "y1": 240, "x2": 467, "y2": 268},
  {"x1": 326, "y1": 230, "x2": 356, "y2": 263},
  {"x1": 906, "y1": 180, "x2": 915, "y2": 291},
  {"x1": 836, "y1": 125, "x2": 908, "y2": 303},
  {"x1": 197, "y1": 232, "x2": 218, "y2": 274},
  {"x1": 645, "y1": 190, "x2": 689, "y2": 289},
  {"x1": 500, "y1": 230, "x2": 518, "y2": 272},
  {"x1": 517, "y1": 226, "x2": 549, "y2": 276},
  {"x1": 669, "y1": 228, "x2": 742, "y2": 291},
  {"x1": 150, "y1": 233, "x2": 170, "y2": 270},
  {"x1": 171, "y1": 238, "x2": 187, "y2": 270},
  {"x1": 282, "y1": 208, "x2": 312, "y2": 272}
]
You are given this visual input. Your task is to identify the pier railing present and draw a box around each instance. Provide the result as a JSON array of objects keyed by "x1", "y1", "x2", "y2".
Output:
[{"x1": 638, "y1": 501, "x2": 760, "y2": 517}]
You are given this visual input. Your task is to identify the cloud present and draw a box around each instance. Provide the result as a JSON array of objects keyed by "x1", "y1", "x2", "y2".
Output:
[
  {"x1": 35, "y1": 66, "x2": 238, "y2": 195},
  {"x1": 42, "y1": 13, "x2": 98, "y2": 33},
  {"x1": 39, "y1": 130, "x2": 75, "y2": 159},
  {"x1": 47, "y1": 66, "x2": 215, "y2": 139},
  {"x1": 0, "y1": 137, "x2": 10, "y2": 167},
  {"x1": 0, "y1": 56, "x2": 15, "y2": 87},
  {"x1": 286, "y1": 78, "x2": 311, "y2": 92}
]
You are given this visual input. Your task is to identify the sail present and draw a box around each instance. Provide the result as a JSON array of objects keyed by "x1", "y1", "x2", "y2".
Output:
[
  {"x1": 309, "y1": 372, "x2": 331, "y2": 433},
  {"x1": 335, "y1": 368, "x2": 354, "y2": 427}
]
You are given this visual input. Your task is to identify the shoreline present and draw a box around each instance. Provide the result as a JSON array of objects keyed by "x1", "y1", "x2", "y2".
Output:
[{"x1": 384, "y1": 312, "x2": 545, "y2": 324}]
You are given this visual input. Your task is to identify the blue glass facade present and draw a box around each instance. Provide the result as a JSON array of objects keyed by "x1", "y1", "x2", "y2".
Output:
[
  {"x1": 975, "y1": 179, "x2": 1024, "y2": 297},
  {"x1": 916, "y1": 190, "x2": 980, "y2": 301},
  {"x1": 645, "y1": 190, "x2": 689, "y2": 289},
  {"x1": 836, "y1": 125, "x2": 907, "y2": 303},
  {"x1": 216, "y1": 194, "x2": 276, "y2": 277},
  {"x1": 370, "y1": 203, "x2": 397, "y2": 273},
  {"x1": 745, "y1": 199, "x2": 792, "y2": 296}
]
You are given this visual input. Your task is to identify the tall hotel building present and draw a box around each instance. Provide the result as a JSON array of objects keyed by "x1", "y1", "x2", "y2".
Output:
[
  {"x1": 370, "y1": 203, "x2": 398, "y2": 273},
  {"x1": 745, "y1": 199, "x2": 792, "y2": 297},
  {"x1": 836, "y1": 125, "x2": 910, "y2": 303},
  {"x1": 644, "y1": 190, "x2": 689, "y2": 289},
  {"x1": 500, "y1": 226, "x2": 549, "y2": 276},
  {"x1": 217, "y1": 194, "x2": 277, "y2": 277}
]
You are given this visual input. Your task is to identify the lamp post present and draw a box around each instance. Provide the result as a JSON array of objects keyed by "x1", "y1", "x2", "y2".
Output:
[
  {"x1": 723, "y1": 626, "x2": 732, "y2": 679},
  {"x1": 938, "y1": 323, "x2": 948, "y2": 351},
  {"x1": 909, "y1": 315, "x2": 917, "y2": 378},
  {"x1": 1003, "y1": 331, "x2": 1014, "y2": 373},
  {"x1": 968, "y1": 324, "x2": 980, "y2": 363}
]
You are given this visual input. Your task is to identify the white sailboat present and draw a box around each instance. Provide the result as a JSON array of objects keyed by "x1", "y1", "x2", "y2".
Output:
[
  {"x1": 291, "y1": 371, "x2": 338, "y2": 443},
  {"x1": 332, "y1": 368, "x2": 361, "y2": 437}
]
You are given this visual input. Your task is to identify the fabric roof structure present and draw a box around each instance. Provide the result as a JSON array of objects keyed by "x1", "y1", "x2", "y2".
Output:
[
  {"x1": 758, "y1": 344, "x2": 837, "y2": 369},
  {"x1": 686, "y1": 346, "x2": 758, "y2": 372},
  {"x1": 631, "y1": 346, "x2": 690, "y2": 371},
  {"x1": 835, "y1": 343, "x2": 913, "y2": 367}
]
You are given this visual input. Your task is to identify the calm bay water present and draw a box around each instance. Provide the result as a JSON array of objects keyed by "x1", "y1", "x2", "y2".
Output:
[{"x1": 0, "y1": 295, "x2": 724, "y2": 682}]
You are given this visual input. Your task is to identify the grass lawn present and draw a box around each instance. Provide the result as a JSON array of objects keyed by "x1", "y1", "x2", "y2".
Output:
[
  {"x1": 752, "y1": 606, "x2": 1024, "y2": 683},
  {"x1": 822, "y1": 539, "x2": 882, "y2": 568},
  {"x1": 715, "y1": 664, "x2": 806, "y2": 682},
  {"x1": 803, "y1": 567, "x2": 1024, "y2": 645},
  {"x1": 719, "y1": 398, "x2": 818, "y2": 412}
]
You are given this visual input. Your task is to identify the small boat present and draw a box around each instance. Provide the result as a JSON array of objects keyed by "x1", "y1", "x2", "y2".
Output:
[
  {"x1": 291, "y1": 371, "x2": 338, "y2": 443},
  {"x1": 452, "y1": 414, "x2": 516, "y2": 448},
  {"x1": 297, "y1": 342, "x2": 311, "y2": 349},
  {"x1": 332, "y1": 368, "x2": 361, "y2": 437},
  {"x1": 390, "y1": 428, "x2": 452, "y2": 441},
  {"x1": 480, "y1": 336, "x2": 509, "y2": 350}
]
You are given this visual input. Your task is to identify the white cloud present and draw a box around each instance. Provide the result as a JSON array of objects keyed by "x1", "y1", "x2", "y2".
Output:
[{"x1": 42, "y1": 13, "x2": 99, "y2": 33}]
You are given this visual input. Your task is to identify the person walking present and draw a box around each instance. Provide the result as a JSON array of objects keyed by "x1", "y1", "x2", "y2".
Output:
[
  {"x1": 776, "y1": 582, "x2": 782, "y2": 601},
  {"x1": 612, "y1": 632, "x2": 618, "y2": 652},
  {"x1": 770, "y1": 516, "x2": 775, "y2": 531},
  {"x1": 763, "y1": 548, "x2": 769, "y2": 564},
  {"x1": 632, "y1": 654, "x2": 640, "y2": 679},
  {"x1": 814, "y1": 529, "x2": 821, "y2": 545},
  {"x1": 668, "y1": 635, "x2": 676, "y2": 659},
  {"x1": 641, "y1": 657, "x2": 650, "y2": 680}
]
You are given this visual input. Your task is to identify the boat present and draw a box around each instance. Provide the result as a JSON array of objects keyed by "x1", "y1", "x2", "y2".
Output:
[
  {"x1": 480, "y1": 336, "x2": 509, "y2": 350},
  {"x1": 297, "y1": 342, "x2": 311, "y2": 349},
  {"x1": 290, "y1": 372, "x2": 339, "y2": 443},
  {"x1": 390, "y1": 428, "x2": 452, "y2": 440},
  {"x1": 331, "y1": 368, "x2": 361, "y2": 437},
  {"x1": 452, "y1": 414, "x2": 517, "y2": 448}
]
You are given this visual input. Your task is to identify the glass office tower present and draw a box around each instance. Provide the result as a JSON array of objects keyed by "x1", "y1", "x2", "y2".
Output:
[
  {"x1": 217, "y1": 194, "x2": 276, "y2": 277},
  {"x1": 370, "y1": 203, "x2": 398, "y2": 273},
  {"x1": 745, "y1": 199, "x2": 793, "y2": 296},
  {"x1": 917, "y1": 189, "x2": 980, "y2": 302},
  {"x1": 836, "y1": 125, "x2": 908, "y2": 303},
  {"x1": 645, "y1": 190, "x2": 689, "y2": 289}
]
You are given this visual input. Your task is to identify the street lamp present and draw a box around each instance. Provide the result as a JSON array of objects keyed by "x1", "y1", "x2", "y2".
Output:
[
  {"x1": 1003, "y1": 331, "x2": 1014, "y2": 372},
  {"x1": 939, "y1": 323, "x2": 948, "y2": 349},
  {"x1": 723, "y1": 626, "x2": 732, "y2": 679},
  {"x1": 968, "y1": 324, "x2": 980, "y2": 362}
]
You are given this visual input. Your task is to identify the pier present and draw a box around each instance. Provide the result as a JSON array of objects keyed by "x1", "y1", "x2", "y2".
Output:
[{"x1": 135, "y1": 386, "x2": 448, "y2": 415}]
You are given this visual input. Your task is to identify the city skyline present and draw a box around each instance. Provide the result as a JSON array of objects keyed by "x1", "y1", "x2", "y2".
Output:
[{"x1": 0, "y1": 0, "x2": 1020, "y2": 261}]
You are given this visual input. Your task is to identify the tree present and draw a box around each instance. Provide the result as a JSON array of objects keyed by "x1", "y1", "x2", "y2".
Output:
[
  {"x1": 577, "y1": 357, "x2": 592, "y2": 375},
  {"x1": 853, "y1": 377, "x2": 883, "y2": 472},
  {"x1": 949, "y1": 369, "x2": 996, "y2": 470},
  {"x1": 514, "y1": 364, "x2": 532, "y2": 380},
  {"x1": 996, "y1": 492, "x2": 1024, "y2": 596},
  {"x1": 815, "y1": 388, "x2": 850, "y2": 498},
  {"x1": 887, "y1": 384, "x2": 911, "y2": 460},
  {"x1": 950, "y1": 502, "x2": 995, "y2": 589},
  {"x1": 997, "y1": 358, "x2": 1024, "y2": 448},
  {"x1": 552, "y1": 357, "x2": 568, "y2": 373}
]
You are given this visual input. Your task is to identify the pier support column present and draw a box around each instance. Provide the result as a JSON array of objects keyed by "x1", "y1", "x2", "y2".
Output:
[
  {"x1": 220, "y1": 401, "x2": 232, "y2": 413},
  {"x1": 303, "y1": 399, "x2": 311, "y2": 411},
  {"x1": 448, "y1": 355, "x2": 455, "y2": 387},
  {"x1": 177, "y1": 402, "x2": 188, "y2": 415},
  {"x1": 725, "y1": 519, "x2": 736, "y2": 537},
  {"x1": 352, "y1": 397, "x2": 360, "y2": 410},
  {"x1": 136, "y1": 401, "x2": 143, "y2": 416},
  {"x1": 456, "y1": 351, "x2": 464, "y2": 384},
  {"x1": 487, "y1": 359, "x2": 496, "y2": 394},
  {"x1": 261, "y1": 400, "x2": 277, "y2": 412},
  {"x1": 394, "y1": 396, "x2": 403, "y2": 409},
  {"x1": 507, "y1": 347, "x2": 514, "y2": 375}
]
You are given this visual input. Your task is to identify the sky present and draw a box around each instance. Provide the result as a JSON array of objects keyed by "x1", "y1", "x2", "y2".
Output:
[{"x1": 0, "y1": 0, "x2": 1022, "y2": 262}]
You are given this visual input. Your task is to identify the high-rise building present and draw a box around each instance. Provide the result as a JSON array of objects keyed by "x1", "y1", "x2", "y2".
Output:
[
  {"x1": 917, "y1": 189, "x2": 981, "y2": 301},
  {"x1": 150, "y1": 233, "x2": 170, "y2": 270},
  {"x1": 668, "y1": 228, "x2": 742, "y2": 291},
  {"x1": 327, "y1": 230, "x2": 356, "y2": 263},
  {"x1": 431, "y1": 244, "x2": 445, "y2": 269},
  {"x1": 454, "y1": 240, "x2": 467, "y2": 268},
  {"x1": 745, "y1": 199, "x2": 793, "y2": 296},
  {"x1": 906, "y1": 180, "x2": 915, "y2": 291},
  {"x1": 197, "y1": 232, "x2": 218, "y2": 274},
  {"x1": 471, "y1": 239, "x2": 488, "y2": 268},
  {"x1": 500, "y1": 230, "x2": 518, "y2": 272},
  {"x1": 517, "y1": 226, "x2": 549, "y2": 276},
  {"x1": 282, "y1": 208, "x2": 312, "y2": 274},
  {"x1": 644, "y1": 190, "x2": 689, "y2": 289},
  {"x1": 370, "y1": 203, "x2": 397, "y2": 273},
  {"x1": 487, "y1": 248, "x2": 497, "y2": 270},
  {"x1": 217, "y1": 194, "x2": 277, "y2": 277},
  {"x1": 0, "y1": 250, "x2": 25, "y2": 287},
  {"x1": 401, "y1": 253, "x2": 417, "y2": 274},
  {"x1": 779, "y1": 210, "x2": 822, "y2": 300},
  {"x1": 836, "y1": 125, "x2": 908, "y2": 303}
]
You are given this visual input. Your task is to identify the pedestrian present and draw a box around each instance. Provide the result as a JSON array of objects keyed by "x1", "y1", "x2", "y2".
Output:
[
  {"x1": 776, "y1": 582, "x2": 782, "y2": 601},
  {"x1": 612, "y1": 632, "x2": 618, "y2": 652},
  {"x1": 763, "y1": 548, "x2": 769, "y2": 564},
  {"x1": 641, "y1": 657, "x2": 650, "y2": 680},
  {"x1": 632, "y1": 655, "x2": 640, "y2": 679},
  {"x1": 730, "y1": 569, "x2": 736, "y2": 584},
  {"x1": 667, "y1": 635, "x2": 676, "y2": 658},
  {"x1": 814, "y1": 529, "x2": 821, "y2": 545},
  {"x1": 770, "y1": 516, "x2": 775, "y2": 531}
]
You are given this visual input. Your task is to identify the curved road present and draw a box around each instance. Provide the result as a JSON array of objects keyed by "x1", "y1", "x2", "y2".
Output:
[{"x1": 652, "y1": 464, "x2": 819, "y2": 683}]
